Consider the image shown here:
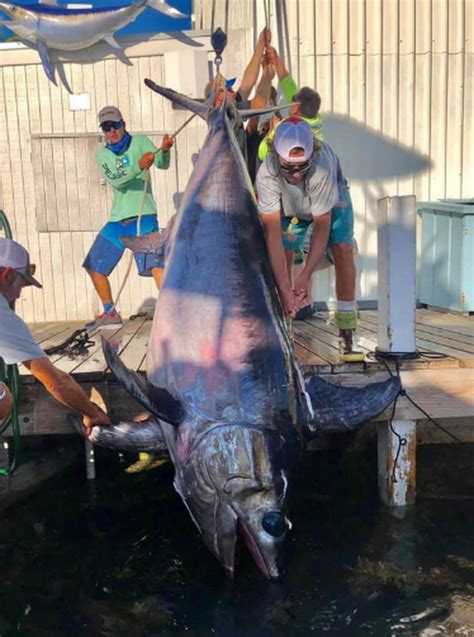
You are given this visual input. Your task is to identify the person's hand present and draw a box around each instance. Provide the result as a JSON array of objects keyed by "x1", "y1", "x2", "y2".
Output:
[
  {"x1": 161, "y1": 134, "x2": 174, "y2": 152},
  {"x1": 138, "y1": 152, "x2": 155, "y2": 170},
  {"x1": 83, "y1": 407, "x2": 111, "y2": 429},
  {"x1": 258, "y1": 27, "x2": 271, "y2": 49},
  {"x1": 265, "y1": 46, "x2": 278, "y2": 66},
  {"x1": 294, "y1": 271, "x2": 311, "y2": 305},
  {"x1": 279, "y1": 287, "x2": 298, "y2": 317}
]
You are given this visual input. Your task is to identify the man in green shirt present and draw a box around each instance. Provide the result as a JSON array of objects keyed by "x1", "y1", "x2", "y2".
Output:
[{"x1": 83, "y1": 105, "x2": 173, "y2": 331}]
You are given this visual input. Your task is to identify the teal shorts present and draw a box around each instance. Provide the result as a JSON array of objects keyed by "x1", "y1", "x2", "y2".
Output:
[{"x1": 281, "y1": 189, "x2": 355, "y2": 264}]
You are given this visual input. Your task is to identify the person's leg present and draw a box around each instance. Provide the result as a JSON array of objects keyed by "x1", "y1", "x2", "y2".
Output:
[
  {"x1": 82, "y1": 222, "x2": 125, "y2": 328},
  {"x1": 328, "y1": 190, "x2": 362, "y2": 360},
  {"x1": 332, "y1": 242, "x2": 356, "y2": 301},
  {"x1": 86, "y1": 270, "x2": 114, "y2": 306}
]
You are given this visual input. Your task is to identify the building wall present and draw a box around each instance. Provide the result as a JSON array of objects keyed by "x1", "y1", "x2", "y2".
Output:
[
  {"x1": 0, "y1": 0, "x2": 472, "y2": 321},
  {"x1": 197, "y1": 0, "x2": 473, "y2": 304}
]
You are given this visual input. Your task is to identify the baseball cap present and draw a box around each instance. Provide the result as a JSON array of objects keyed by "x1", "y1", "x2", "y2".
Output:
[
  {"x1": 273, "y1": 117, "x2": 314, "y2": 163},
  {"x1": 98, "y1": 105, "x2": 123, "y2": 126},
  {"x1": 0, "y1": 238, "x2": 42, "y2": 288}
]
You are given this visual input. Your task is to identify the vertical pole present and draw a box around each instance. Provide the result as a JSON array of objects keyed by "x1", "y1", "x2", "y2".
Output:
[
  {"x1": 376, "y1": 195, "x2": 417, "y2": 507},
  {"x1": 85, "y1": 440, "x2": 96, "y2": 480},
  {"x1": 377, "y1": 196, "x2": 417, "y2": 355}
]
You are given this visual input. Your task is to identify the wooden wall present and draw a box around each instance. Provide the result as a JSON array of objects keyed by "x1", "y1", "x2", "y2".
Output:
[
  {"x1": 196, "y1": 0, "x2": 473, "y2": 304},
  {"x1": 0, "y1": 0, "x2": 472, "y2": 322}
]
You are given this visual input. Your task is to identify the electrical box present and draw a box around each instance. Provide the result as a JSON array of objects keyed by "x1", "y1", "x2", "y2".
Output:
[
  {"x1": 163, "y1": 50, "x2": 209, "y2": 99},
  {"x1": 418, "y1": 200, "x2": 474, "y2": 312}
]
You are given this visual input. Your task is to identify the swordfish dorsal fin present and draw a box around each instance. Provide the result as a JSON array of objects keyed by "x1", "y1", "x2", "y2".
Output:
[
  {"x1": 102, "y1": 337, "x2": 185, "y2": 427},
  {"x1": 304, "y1": 374, "x2": 401, "y2": 436},
  {"x1": 144, "y1": 78, "x2": 208, "y2": 119}
]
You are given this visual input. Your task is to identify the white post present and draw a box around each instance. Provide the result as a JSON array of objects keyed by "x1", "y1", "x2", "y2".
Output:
[{"x1": 376, "y1": 195, "x2": 417, "y2": 506}]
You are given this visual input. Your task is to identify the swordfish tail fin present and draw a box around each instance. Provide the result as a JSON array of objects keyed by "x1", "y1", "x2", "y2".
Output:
[
  {"x1": 102, "y1": 337, "x2": 185, "y2": 427},
  {"x1": 144, "y1": 79, "x2": 208, "y2": 119},
  {"x1": 146, "y1": 0, "x2": 188, "y2": 18},
  {"x1": 304, "y1": 375, "x2": 401, "y2": 435}
]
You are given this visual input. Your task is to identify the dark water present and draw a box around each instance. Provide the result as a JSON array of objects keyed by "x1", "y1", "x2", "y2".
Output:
[{"x1": 1, "y1": 441, "x2": 474, "y2": 636}]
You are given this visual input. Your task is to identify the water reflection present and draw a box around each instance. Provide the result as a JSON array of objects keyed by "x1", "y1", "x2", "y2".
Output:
[{"x1": 0, "y1": 444, "x2": 474, "y2": 635}]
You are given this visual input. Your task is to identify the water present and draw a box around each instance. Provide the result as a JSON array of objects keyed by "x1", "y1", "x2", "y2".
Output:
[{"x1": 1, "y1": 442, "x2": 474, "y2": 636}]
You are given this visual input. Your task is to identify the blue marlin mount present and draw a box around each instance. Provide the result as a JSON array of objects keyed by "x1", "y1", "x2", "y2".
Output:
[{"x1": 0, "y1": 0, "x2": 192, "y2": 89}]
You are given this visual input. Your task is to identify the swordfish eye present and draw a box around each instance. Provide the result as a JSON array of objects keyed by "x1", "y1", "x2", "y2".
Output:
[{"x1": 262, "y1": 511, "x2": 287, "y2": 538}]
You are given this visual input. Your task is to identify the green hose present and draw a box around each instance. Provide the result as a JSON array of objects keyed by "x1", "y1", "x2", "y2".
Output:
[{"x1": 0, "y1": 210, "x2": 22, "y2": 475}]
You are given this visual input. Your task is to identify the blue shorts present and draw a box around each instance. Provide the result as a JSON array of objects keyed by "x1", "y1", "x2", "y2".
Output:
[
  {"x1": 282, "y1": 189, "x2": 355, "y2": 264},
  {"x1": 82, "y1": 215, "x2": 164, "y2": 277}
]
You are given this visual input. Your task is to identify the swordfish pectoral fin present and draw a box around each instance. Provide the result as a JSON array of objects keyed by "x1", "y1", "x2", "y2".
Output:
[
  {"x1": 103, "y1": 36, "x2": 133, "y2": 66},
  {"x1": 146, "y1": 0, "x2": 188, "y2": 19},
  {"x1": 102, "y1": 337, "x2": 184, "y2": 427},
  {"x1": 68, "y1": 414, "x2": 168, "y2": 453},
  {"x1": 37, "y1": 41, "x2": 57, "y2": 86},
  {"x1": 303, "y1": 375, "x2": 401, "y2": 436},
  {"x1": 144, "y1": 79, "x2": 208, "y2": 119}
]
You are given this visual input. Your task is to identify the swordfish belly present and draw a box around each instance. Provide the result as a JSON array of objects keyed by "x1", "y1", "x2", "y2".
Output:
[{"x1": 146, "y1": 110, "x2": 303, "y2": 450}]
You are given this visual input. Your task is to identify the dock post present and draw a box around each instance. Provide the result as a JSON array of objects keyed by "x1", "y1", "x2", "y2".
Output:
[{"x1": 376, "y1": 195, "x2": 417, "y2": 507}]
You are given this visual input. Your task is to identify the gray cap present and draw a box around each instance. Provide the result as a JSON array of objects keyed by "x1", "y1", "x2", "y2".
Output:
[
  {"x1": 98, "y1": 105, "x2": 123, "y2": 126},
  {"x1": 0, "y1": 237, "x2": 42, "y2": 288}
]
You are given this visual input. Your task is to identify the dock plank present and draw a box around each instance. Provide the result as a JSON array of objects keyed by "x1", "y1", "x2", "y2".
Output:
[{"x1": 68, "y1": 317, "x2": 148, "y2": 376}]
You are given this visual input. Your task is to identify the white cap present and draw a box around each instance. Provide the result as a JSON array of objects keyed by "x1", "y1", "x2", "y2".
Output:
[
  {"x1": 0, "y1": 238, "x2": 42, "y2": 288},
  {"x1": 273, "y1": 117, "x2": 314, "y2": 163}
]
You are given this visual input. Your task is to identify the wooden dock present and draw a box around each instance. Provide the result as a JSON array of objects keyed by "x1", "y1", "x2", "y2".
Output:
[{"x1": 12, "y1": 307, "x2": 473, "y2": 438}]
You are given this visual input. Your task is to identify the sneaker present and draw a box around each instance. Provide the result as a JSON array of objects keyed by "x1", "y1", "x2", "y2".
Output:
[
  {"x1": 85, "y1": 310, "x2": 123, "y2": 332},
  {"x1": 294, "y1": 304, "x2": 316, "y2": 321}
]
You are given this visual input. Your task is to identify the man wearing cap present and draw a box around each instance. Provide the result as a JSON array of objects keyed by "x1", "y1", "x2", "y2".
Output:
[
  {"x1": 83, "y1": 105, "x2": 174, "y2": 331},
  {"x1": 256, "y1": 117, "x2": 361, "y2": 361},
  {"x1": 0, "y1": 238, "x2": 110, "y2": 427}
]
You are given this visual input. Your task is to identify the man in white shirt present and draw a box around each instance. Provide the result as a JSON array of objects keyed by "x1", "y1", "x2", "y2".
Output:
[
  {"x1": 256, "y1": 117, "x2": 361, "y2": 360},
  {"x1": 0, "y1": 238, "x2": 110, "y2": 427}
]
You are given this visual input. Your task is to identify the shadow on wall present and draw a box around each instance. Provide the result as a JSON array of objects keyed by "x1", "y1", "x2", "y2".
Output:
[{"x1": 322, "y1": 113, "x2": 432, "y2": 181}]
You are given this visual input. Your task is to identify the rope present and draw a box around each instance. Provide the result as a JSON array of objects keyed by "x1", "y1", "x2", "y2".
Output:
[{"x1": 374, "y1": 355, "x2": 463, "y2": 484}]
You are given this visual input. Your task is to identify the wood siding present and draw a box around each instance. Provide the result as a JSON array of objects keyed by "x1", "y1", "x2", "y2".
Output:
[{"x1": 0, "y1": 1, "x2": 472, "y2": 321}]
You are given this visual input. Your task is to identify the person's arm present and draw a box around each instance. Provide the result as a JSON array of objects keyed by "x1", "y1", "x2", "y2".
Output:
[
  {"x1": 266, "y1": 46, "x2": 292, "y2": 84},
  {"x1": 153, "y1": 137, "x2": 172, "y2": 169},
  {"x1": 238, "y1": 27, "x2": 271, "y2": 100},
  {"x1": 23, "y1": 358, "x2": 110, "y2": 428},
  {"x1": 294, "y1": 212, "x2": 331, "y2": 301},
  {"x1": 246, "y1": 64, "x2": 276, "y2": 135},
  {"x1": 260, "y1": 212, "x2": 297, "y2": 316},
  {"x1": 0, "y1": 382, "x2": 13, "y2": 420}
]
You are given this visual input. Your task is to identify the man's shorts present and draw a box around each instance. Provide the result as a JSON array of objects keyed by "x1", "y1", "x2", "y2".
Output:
[
  {"x1": 281, "y1": 188, "x2": 355, "y2": 264},
  {"x1": 82, "y1": 215, "x2": 164, "y2": 277}
]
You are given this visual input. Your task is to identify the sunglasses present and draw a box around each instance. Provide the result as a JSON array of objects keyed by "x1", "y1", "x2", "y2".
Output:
[
  {"x1": 100, "y1": 121, "x2": 122, "y2": 133},
  {"x1": 279, "y1": 160, "x2": 312, "y2": 176}
]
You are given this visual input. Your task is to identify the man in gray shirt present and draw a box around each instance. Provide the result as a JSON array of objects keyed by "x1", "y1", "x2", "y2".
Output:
[
  {"x1": 0, "y1": 238, "x2": 110, "y2": 427},
  {"x1": 256, "y1": 117, "x2": 361, "y2": 360}
]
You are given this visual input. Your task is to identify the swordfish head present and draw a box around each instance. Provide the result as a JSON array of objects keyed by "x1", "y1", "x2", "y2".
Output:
[{"x1": 175, "y1": 423, "x2": 298, "y2": 579}]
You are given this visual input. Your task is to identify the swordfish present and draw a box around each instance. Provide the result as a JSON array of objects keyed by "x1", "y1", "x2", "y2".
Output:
[
  {"x1": 0, "y1": 0, "x2": 186, "y2": 86},
  {"x1": 73, "y1": 81, "x2": 400, "y2": 579}
]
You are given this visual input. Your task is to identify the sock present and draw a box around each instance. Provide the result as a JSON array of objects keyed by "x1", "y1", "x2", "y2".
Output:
[
  {"x1": 103, "y1": 302, "x2": 114, "y2": 314},
  {"x1": 337, "y1": 300, "x2": 356, "y2": 312}
]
